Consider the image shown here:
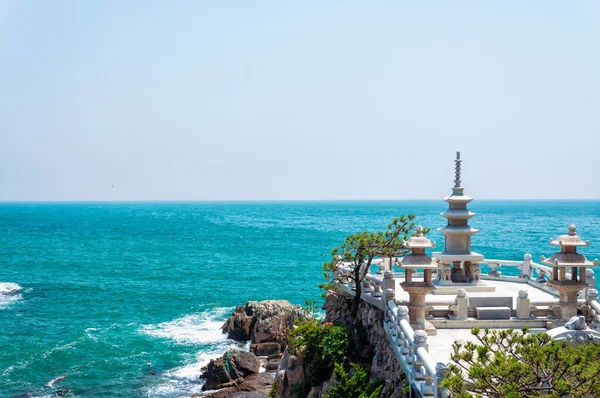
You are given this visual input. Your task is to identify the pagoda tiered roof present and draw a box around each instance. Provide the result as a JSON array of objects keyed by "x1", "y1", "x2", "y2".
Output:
[
  {"x1": 400, "y1": 226, "x2": 438, "y2": 269},
  {"x1": 441, "y1": 208, "x2": 476, "y2": 219},
  {"x1": 540, "y1": 225, "x2": 599, "y2": 268}
]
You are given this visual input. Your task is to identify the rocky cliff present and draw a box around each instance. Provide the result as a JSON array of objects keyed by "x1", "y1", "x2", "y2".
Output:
[
  {"x1": 200, "y1": 300, "x2": 304, "y2": 398},
  {"x1": 203, "y1": 295, "x2": 405, "y2": 398},
  {"x1": 273, "y1": 291, "x2": 405, "y2": 398}
]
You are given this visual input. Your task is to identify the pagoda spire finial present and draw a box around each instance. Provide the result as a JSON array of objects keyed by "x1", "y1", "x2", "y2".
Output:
[{"x1": 454, "y1": 151, "x2": 462, "y2": 188}]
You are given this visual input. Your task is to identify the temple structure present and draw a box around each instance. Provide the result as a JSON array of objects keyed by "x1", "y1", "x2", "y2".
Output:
[
  {"x1": 332, "y1": 151, "x2": 600, "y2": 397},
  {"x1": 399, "y1": 226, "x2": 438, "y2": 335},
  {"x1": 541, "y1": 225, "x2": 599, "y2": 322},
  {"x1": 433, "y1": 151, "x2": 484, "y2": 288}
]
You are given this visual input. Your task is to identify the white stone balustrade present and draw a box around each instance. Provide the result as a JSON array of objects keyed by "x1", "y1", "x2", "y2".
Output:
[{"x1": 385, "y1": 301, "x2": 448, "y2": 397}]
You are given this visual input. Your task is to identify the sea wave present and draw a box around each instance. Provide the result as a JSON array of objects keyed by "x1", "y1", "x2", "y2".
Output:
[
  {"x1": 0, "y1": 282, "x2": 21, "y2": 295},
  {"x1": 141, "y1": 307, "x2": 251, "y2": 397},
  {"x1": 140, "y1": 307, "x2": 234, "y2": 345},
  {"x1": 0, "y1": 282, "x2": 22, "y2": 309}
]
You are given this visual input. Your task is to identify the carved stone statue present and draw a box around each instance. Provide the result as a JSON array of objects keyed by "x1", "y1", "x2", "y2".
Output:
[{"x1": 451, "y1": 261, "x2": 467, "y2": 283}]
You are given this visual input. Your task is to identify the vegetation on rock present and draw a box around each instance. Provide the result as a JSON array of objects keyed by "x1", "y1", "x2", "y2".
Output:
[
  {"x1": 323, "y1": 362, "x2": 384, "y2": 398},
  {"x1": 289, "y1": 318, "x2": 350, "y2": 385},
  {"x1": 443, "y1": 327, "x2": 600, "y2": 398}
]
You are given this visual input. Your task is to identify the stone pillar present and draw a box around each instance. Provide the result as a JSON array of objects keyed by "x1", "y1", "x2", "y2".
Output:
[
  {"x1": 516, "y1": 290, "x2": 531, "y2": 319},
  {"x1": 450, "y1": 289, "x2": 468, "y2": 320},
  {"x1": 558, "y1": 289, "x2": 580, "y2": 321},
  {"x1": 520, "y1": 253, "x2": 532, "y2": 278},
  {"x1": 382, "y1": 258, "x2": 393, "y2": 272}
]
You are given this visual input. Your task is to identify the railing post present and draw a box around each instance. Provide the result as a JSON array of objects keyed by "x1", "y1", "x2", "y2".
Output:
[
  {"x1": 516, "y1": 290, "x2": 531, "y2": 319},
  {"x1": 449, "y1": 288, "x2": 468, "y2": 320},
  {"x1": 384, "y1": 270, "x2": 395, "y2": 292},
  {"x1": 372, "y1": 283, "x2": 383, "y2": 297},
  {"x1": 435, "y1": 363, "x2": 450, "y2": 398},
  {"x1": 385, "y1": 288, "x2": 395, "y2": 304},
  {"x1": 587, "y1": 289, "x2": 600, "y2": 330},
  {"x1": 487, "y1": 263, "x2": 501, "y2": 277},
  {"x1": 398, "y1": 306, "x2": 411, "y2": 354},
  {"x1": 536, "y1": 269, "x2": 548, "y2": 284},
  {"x1": 362, "y1": 279, "x2": 373, "y2": 294},
  {"x1": 586, "y1": 269, "x2": 596, "y2": 292},
  {"x1": 413, "y1": 330, "x2": 428, "y2": 381},
  {"x1": 519, "y1": 253, "x2": 532, "y2": 278}
]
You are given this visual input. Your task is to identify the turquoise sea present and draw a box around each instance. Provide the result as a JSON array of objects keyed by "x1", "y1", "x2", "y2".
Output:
[{"x1": 1, "y1": 201, "x2": 600, "y2": 397}]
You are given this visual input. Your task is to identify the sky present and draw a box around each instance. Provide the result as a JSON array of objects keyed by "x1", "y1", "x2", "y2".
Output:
[{"x1": 1, "y1": 1, "x2": 599, "y2": 201}]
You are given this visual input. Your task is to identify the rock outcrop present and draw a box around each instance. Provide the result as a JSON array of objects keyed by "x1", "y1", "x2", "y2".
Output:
[
  {"x1": 202, "y1": 373, "x2": 275, "y2": 398},
  {"x1": 202, "y1": 350, "x2": 261, "y2": 391},
  {"x1": 222, "y1": 300, "x2": 304, "y2": 356}
]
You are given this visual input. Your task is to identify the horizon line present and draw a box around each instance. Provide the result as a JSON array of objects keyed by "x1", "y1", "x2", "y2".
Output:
[{"x1": 2, "y1": 198, "x2": 600, "y2": 204}]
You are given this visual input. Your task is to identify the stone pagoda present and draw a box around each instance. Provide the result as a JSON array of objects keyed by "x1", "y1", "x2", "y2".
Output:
[
  {"x1": 433, "y1": 152, "x2": 485, "y2": 287},
  {"x1": 541, "y1": 225, "x2": 599, "y2": 322},
  {"x1": 399, "y1": 226, "x2": 438, "y2": 335}
]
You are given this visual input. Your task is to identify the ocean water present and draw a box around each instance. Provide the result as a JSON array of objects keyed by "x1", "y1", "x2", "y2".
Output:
[{"x1": 1, "y1": 200, "x2": 600, "y2": 397}]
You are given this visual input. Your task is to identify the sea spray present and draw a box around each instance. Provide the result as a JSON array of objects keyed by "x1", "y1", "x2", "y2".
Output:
[{"x1": 141, "y1": 307, "x2": 249, "y2": 397}]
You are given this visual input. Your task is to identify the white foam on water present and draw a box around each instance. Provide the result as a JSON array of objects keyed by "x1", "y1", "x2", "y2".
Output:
[
  {"x1": 142, "y1": 307, "x2": 254, "y2": 397},
  {"x1": 0, "y1": 282, "x2": 23, "y2": 309},
  {"x1": 0, "y1": 282, "x2": 21, "y2": 294},
  {"x1": 140, "y1": 307, "x2": 234, "y2": 345}
]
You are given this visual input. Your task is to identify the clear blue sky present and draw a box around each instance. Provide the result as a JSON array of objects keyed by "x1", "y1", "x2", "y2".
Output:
[{"x1": 1, "y1": 1, "x2": 599, "y2": 201}]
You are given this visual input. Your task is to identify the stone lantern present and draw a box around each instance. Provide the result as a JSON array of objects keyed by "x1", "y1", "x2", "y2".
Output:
[
  {"x1": 432, "y1": 152, "x2": 484, "y2": 285},
  {"x1": 541, "y1": 225, "x2": 599, "y2": 322},
  {"x1": 399, "y1": 226, "x2": 438, "y2": 335}
]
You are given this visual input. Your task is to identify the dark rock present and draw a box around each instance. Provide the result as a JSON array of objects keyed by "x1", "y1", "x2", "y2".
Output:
[
  {"x1": 250, "y1": 342, "x2": 282, "y2": 357},
  {"x1": 229, "y1": 351, "x2": 260, "y2": 379},
  {"x1": 238, "y1": 372, "x2": 274, "y2": 393},
  {"x1": 266, "y1": 361, "x2": 279, "y2": 372},
  {"x1": 201, "y1": 373, "x2": 274, "y2": 398},
  {"x1": 202, "y1": 350, "x2": 260, "y2": 391},
  {"x1": 222, "y1": 310, "x2": 252, "y2": 341},
  {"x1": 202, "y1": 357, "x2": 233, "y2": 390},
  {"x1": 222, "y1": 300, "x2": 304, "y2": 357}
]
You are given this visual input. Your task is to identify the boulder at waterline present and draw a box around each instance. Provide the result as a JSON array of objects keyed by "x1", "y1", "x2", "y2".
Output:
[{"x1": 222, "y1": 300, "x2": 304, "y2": 356}]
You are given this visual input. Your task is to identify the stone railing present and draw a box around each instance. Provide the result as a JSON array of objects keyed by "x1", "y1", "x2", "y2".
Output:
[
  {"x1": 586, "y1": 289, "x2": 600, "y2": 331},
  {"x1": 385, "y1": 300, "x2": 448, "y2": 397},
  {"x1": 482, "y1": 254, "x2": 597, "y2": 299}
]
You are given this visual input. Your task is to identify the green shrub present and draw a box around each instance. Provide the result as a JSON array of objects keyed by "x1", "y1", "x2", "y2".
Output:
[
  {"x1": 289, "y1": 318, "x2": 350, "y2": 384},
  {"x1": 324, "y1": 362, "x2": 384, "y2": 398},
  {"x1": 443, "y1": 327, "x2": 600, "y2": 397}
]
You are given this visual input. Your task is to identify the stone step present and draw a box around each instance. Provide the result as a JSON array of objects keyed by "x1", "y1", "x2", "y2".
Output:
[{"x1": 475, "y1": 306, "x2": 511, "y2": 320}]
